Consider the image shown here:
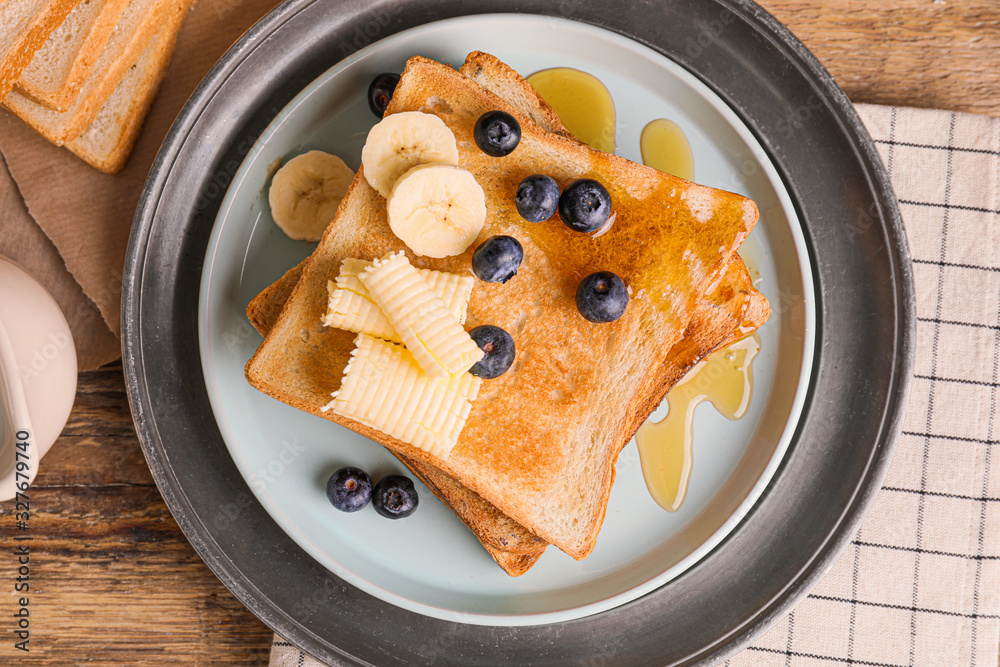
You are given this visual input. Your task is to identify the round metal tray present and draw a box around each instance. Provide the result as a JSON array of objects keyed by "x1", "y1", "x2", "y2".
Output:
[{"x1": 122, "y1": 1, "x2": 914, "y2": 664}]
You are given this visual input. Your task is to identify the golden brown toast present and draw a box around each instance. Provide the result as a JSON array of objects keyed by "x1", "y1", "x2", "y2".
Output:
[
  {"x1": 249, "y1": 253, "x2": 767, "y2": 573},
  {"x1": 246, "y1": 52, "x2": 764, "y2": 560}
]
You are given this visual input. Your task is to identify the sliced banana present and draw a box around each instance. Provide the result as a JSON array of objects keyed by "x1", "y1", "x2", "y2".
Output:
[
  {"x1": 361, "y1": 111, "x2": 459, "y2": 198},
  {"x1": 268, "y1": 151, "x2": 355, "y2": 241},
  {"x1": 386, "y1": 163, "x2": 486, "y2": 258},
  {"x1": 322, "y1": 333, "x2": 481, "y2": 459},
  {"x1": 359, "y1": 252, "x2": 484, "y2": 379},
  {"x1": 323, "y1": 258, "x2": 475, "y2": 340}
]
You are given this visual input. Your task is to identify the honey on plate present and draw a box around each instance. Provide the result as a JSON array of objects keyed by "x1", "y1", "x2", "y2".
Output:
[
  {"x1": 636, "y1": 333, "x2": 760, "y2": 512},
  {"x1": 526, "y1": 67, "x2": 616, "y2": 153},
  {"x1": 640, "y1": 118, "x2": 695, "y2": 181}
]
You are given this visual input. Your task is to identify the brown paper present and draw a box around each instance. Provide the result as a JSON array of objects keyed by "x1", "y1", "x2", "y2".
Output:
[
  {"x1": 0, "y1": 152, "x2": 119, "y2": 370},
  {"x1": 0, "y1": 0, "x2": 284, "y2": 342}
]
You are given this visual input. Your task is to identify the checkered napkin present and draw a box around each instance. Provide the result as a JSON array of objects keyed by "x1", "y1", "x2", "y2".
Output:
[{"x1": 269, "y1": 104, "x2": 1000, "y2": 667}]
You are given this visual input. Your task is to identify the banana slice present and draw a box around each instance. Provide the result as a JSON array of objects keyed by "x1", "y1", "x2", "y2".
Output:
[
  {"x1": 324, "y1": 258, "x2": 475, "y2": 340},
  {"x1": 386, "y1": 163, "x2": 486, "y2": 258},
  {"x1": 268, "y1": 151, "x2": 355, "y2": 241},
  {"x1": 360, "y1": 252, "x2": 484, "y2": 379},
  {"x1": 361, "y1": 111, "x2": 459, "y2": 198},
  {"x1": 322, "y1": 334, "x2": 481, "y2": 459}
]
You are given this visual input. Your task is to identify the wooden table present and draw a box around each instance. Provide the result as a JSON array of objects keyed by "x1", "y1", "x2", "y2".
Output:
[{"x1": 1, "y1": 2, "x2": 998, "y2": 665}]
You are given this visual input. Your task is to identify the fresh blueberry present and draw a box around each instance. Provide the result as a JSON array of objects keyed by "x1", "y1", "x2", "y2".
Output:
[
  {"x1": 367, "y1": 73, "x2": 400, "y2": 117},
  {"x1": 559, "y1": 179, "x2": 612, "y2": 233},
  {"x1": 474, "y1": 110, "x2": 521, "y2": 157},
  {"x1": 576, "y1": 272, "x2": 629, "y2": 323},
  {"x1": 372, "y1": 475, "x2": 419, "y2": 519},
  {"x1": 472, "y1": 236, "x2": 523, "y2": 283},
  {"x1": 326, "y1": 467, "x2": 372, "y2": 513},
  {"x1": 468, "y1": 325, "x2": 516, "y2": 379},
  {"x1": 515, "y1": 174, "x2": 560, "y2": 223}
]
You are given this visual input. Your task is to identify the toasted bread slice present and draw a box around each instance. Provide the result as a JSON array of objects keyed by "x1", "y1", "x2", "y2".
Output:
[
  {"x1": 62, "y1": 4, "x2": 186, "y2": 173},
  {"x1": 16, "y1": 0, "x2": 131, "y2": 111},
  {"x1": 3, "y1": 0, "x2": 178, "y2": 145},
  {"x1": 0, "y1": 0, "x2": 82, "y2": 99},
  {"x1": 250, "y1": 255, "x2": 766, "y2": 570},
  {"x1": 247, "y1": 53, "x2": 763, "y2": 560}
]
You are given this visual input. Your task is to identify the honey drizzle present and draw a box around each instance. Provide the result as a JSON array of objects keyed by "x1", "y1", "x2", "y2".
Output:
[
  {"x1": 635, "y1": 333, "x2": 760, "y2": 512},
  {"x1": 525, "y1": 68, "x2": 616, "y2": 152}
]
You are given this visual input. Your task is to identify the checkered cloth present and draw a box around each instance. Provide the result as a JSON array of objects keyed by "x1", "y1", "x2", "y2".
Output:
[{"x1": 269, "y1": 104, "x2": 1000, "y2": 667}]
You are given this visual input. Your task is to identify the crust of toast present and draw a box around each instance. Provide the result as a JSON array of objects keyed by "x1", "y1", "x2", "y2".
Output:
[
  {"x1": 460, "y1": 51, "x2": 576, "y2": 142},
  {"x1": 0, "y1": 0, "x2": 82, "y2": 100},
  {"x1": 246, "y1": 53, "x2": 764, "y2": 560},
  {"x1": 3, "y1": 0, "x2": 178, "y2": 145},
  {"x1": 16, "y1": 0, "x2": 132, "y2": 111},
  {"x1": 484, "y1": 546, "x2": 543, "y2": 577}
]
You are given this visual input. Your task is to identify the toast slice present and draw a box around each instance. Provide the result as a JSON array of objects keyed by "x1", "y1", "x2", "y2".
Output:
[
  {"x1": 16, "y1": 0, "x2": 131, "y2": 111},
  {"x1": 0, "y1": 0, "x2": 82, "y2": 99},
  {"x1": 246, "y1": 53, "x2": 763, "y2": 560},
  {"x1": 62, "y1": 4, "x2": 186, "y2": 173},
  {"x1": 250, "y1": 253, "x2": 767, "y2": 571},
  {"x1": 3, "y1": 0, "x2": 179, "y2": 145}
]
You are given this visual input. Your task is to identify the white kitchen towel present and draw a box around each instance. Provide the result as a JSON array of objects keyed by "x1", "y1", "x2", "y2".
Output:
[{"x1": 270, "y1": 104, "x2": 1000, "y2": 667}]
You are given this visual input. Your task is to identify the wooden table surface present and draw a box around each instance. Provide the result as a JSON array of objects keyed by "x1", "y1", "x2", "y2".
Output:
[{"x1": 2, "y1": 2, "x2": 998, "y2": 665}]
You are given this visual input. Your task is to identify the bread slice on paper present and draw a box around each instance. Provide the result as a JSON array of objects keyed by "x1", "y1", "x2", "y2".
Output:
[
  {"x1": 246, "y1": 53, "x2": 766, "y2": 561},
  {"x1": 15, "y1": 0, "x2": 131, "y2": 111},
  {"x1": 62, "y1": 4, "x2": 185, "y2": 174},
  {"x1": 0, "y1": 0, "x2": 82, "y2": 99},
  {"x1": 3, "y1": 0, "x2": 180, "y2": 145}
]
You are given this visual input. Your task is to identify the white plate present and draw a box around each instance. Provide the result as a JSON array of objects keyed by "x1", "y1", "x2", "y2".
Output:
[{"x1": 198, "y1": 14, "x2": 815, "y2": 626}]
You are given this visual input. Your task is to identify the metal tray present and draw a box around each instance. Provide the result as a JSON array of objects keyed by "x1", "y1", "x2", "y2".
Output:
[{"x1": 122, "y1": 1, "x2": 914, "y2": 664}]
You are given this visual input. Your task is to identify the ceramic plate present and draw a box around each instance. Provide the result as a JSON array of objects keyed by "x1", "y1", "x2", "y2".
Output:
[
  {"x1": 124, "y1": 1, "x2": 911, "y2": 663},
  {"x1": 198, "y1": 14, "x2": 814, "y2": 625}
]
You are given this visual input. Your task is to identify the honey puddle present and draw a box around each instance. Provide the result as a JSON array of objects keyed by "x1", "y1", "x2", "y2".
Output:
[
  {"x1": 636, "y1": 333, "x2": 760, "y2": 512},
  {"x1": 526, "y1": 68, "x2": 616, "y2": 153},
  {"x1": 640, "y1": 118, "x2": 695, "y2": 181}
]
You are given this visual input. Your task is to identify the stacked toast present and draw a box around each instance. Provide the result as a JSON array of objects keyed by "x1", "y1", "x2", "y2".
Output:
[
  {"x1": 1, "y1": 0, "x2": 195, "y2": 173},
  {"x1": 246, "y1": 52, "x2": 769, "y2": 575}
]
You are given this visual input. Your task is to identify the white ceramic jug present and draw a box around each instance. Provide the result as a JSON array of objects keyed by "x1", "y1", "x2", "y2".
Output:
[{"x1": 0, "y1": 256, "x2": 77, "y2": 501}]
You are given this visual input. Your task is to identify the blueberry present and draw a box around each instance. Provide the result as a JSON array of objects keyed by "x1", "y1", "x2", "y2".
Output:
[
  {"x1": 515, "y1": 174, "x2": 560, "y2": 223},
  {"x1": 468, "y1": 325, "x2": 516, "y2": 379},
  {"x1": 372, "y1": 475, "x2": 419, "y2": 519},
  {"x1": 472, "y1": 236, "x2": 523, "y2": 283},
  {"x1": 326, "y1": 467, "x2": 372, "y2": 513},
  {"x1": 474, "y1": 110, "x2": 521, "y2": 157},
  {"x1": 559, "y1": 179, "x2": 612, "y2": 233},
  {"x1": 576, "y1": 272, "x2": 629, "y2": 323},
  {"x1": 367, "y1": 73, "x2": 400, "y2": 117}
]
